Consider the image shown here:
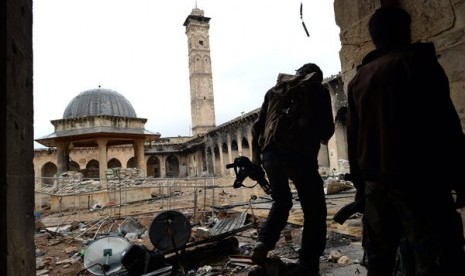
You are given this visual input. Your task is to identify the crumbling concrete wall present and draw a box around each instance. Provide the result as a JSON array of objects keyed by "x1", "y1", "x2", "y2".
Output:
[
  {"x1": 1, "y1": 0, "x2": 35, "y2": 275},
  {"x1": 334, "y1": 0, "x2": 465, "y2": 129}
]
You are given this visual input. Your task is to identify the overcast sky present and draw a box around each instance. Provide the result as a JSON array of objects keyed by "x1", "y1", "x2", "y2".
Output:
[{"x1": 33, "y1": 0, "x2": 342, "y2": 148}]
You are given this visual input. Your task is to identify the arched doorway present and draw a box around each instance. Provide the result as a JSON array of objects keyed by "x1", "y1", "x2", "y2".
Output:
[
  {"x1": 242, "y1": 137, "x2": 250, "y2": 157},
  {"x1": 84, "y1": 159, "x2": 99, "y2": 179},
  {"x1": 231, "y1": 139, "x2": 239, "y2": 158},
  {"x1": 127, "y1": 157, "x2": 136, "y2": 168},
  {"x1": 147, "y1": 156, "x2": 160, "y2": 178},
  {"x1": 165, "y1": 155, "x2": 179, "y2": 177},
  {"x1": 214, "y1": 145, "x2": 220, "y2": 175},
  {"x1": 108, "y1": 158, "x2": 122, "y2": 169},
  {"x1": 41, "y1": 162, "x2": 57, "y2": 186}
]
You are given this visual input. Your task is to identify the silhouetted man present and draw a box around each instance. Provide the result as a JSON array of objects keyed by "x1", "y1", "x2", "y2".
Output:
[
  {"x1": 347, "y1": 6, "x2": 465, "y2": 275},
  {"x1": 251, "y1": 63, "x2": 334, "y2": 275}
]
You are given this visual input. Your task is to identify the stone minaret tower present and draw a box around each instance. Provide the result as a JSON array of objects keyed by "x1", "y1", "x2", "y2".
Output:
[{"x1": 183, "y1": 7, "x2": 216, "y2": 136}]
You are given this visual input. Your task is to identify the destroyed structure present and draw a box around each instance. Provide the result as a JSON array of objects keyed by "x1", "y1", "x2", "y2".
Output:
[
  {"x1": 33, "y1": 7, "x2": 349, "y2": 213},
  {"x1": 3, "y1": 0, "x2": 465, "y2": 275},
  {"x1": 29, "y1": 7, "x2": 357, "y2": 275}
]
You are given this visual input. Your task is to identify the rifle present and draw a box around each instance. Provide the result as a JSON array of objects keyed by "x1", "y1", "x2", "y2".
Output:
[
  {"x1": 225, "y1": 156, "x2": 272, "y2": 195},
  {"x1": 332, "y1": 173, "x2": 364, "y2": 225},
  {"x1": 333, "y1": 199, "x2": 364, "y2": 225}
]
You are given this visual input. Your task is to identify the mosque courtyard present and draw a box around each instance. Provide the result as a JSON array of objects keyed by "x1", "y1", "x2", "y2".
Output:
[{"x1": 34, "y1": 176, "x2": 368, "y2": 276}]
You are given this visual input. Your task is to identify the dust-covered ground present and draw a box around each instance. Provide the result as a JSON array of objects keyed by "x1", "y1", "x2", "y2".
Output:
[{"x1": 35, "y1": 177, "x2": 367, "y2": 276}]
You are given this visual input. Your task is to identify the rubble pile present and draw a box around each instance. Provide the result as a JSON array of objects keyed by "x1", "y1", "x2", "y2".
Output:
[
  {"x1": 34, "y1": 176, "x2": 367, "y2": 275},
  {"x1": 106, "y1": 167, "x2": 146, "y2": 187},
  {"x1": 39, "y1": 168, "x2": 146, "y2": 195},
  {"x1": 325, "y1": 179, "x2": 354, "y2": 195}
]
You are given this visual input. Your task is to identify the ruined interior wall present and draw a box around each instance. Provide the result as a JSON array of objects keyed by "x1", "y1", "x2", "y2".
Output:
[
  {"x1": 1, "y1": 0, "x2": 36, "y2": 274},
  {"x1": 334, "y1": 0, "x2": 465, "y2": 129}
]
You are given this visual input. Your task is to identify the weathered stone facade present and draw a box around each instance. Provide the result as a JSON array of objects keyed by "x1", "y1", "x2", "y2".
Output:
[
  {"x1": 334, "y1": 0, "x2": 465, "y2": 129},
  {"x1": 34, "y1": 87, "x2": 160, "y2": 186},
  {"x1": 33, "y1": 74, "x2": 347, "y2": 188},
  {"x1": 33, "y1": 8, "x2": 349, "y2": 187},
  {"x1": 184, "y1": 8, "x2": 216, "y2": 136}
]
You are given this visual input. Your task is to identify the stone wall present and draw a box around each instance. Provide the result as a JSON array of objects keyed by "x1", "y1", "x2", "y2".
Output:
[
  {"x1": 52, "y1": 115, "x2": 147, "y2": 132},
  {"x1": 334, "y1": 0, "x2": 465, "y2": 128},
  {"x1": 1, "y1": 0, "x2": 36, "y2": 274}
]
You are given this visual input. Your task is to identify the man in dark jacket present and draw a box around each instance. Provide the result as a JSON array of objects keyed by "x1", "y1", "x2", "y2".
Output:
[
  {"x1": 250, "y1": 63, "x2": 334, "y2": 275},
  {"x1": 347, "y1": 6, "x2": 465, "y2": 275}
]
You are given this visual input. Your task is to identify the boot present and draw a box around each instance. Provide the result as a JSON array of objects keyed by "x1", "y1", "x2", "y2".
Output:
[{"x1": 251, "y1": 242, "x2": 270, "y2": 265}]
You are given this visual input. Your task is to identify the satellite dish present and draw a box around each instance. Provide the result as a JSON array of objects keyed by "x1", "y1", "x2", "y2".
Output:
[
  {"x1": 149, "y1": 210, "x2": 191, "y2": 252},
  {"x1": 83, "y1": 236, "x2": 130, "y2": 275}
]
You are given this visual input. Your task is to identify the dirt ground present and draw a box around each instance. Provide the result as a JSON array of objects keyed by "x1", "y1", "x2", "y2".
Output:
[{"x1": 35, "y1": 177, "x2": 367, "y2": 276}]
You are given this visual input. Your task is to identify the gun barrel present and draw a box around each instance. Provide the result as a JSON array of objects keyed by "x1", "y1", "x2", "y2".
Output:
[{"x1": 333, "y1": 201, "x2": 362, "y2": 225}]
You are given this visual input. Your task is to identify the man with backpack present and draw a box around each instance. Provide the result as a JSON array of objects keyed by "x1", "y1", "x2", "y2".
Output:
[{"x1": 250, "y1": 63, "x2": 335, "y2": 275}]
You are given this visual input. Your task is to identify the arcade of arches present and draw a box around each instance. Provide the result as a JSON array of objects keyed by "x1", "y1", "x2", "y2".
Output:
[{"x1": 33, "y1": 75, "x2": 348, "y2": 188}]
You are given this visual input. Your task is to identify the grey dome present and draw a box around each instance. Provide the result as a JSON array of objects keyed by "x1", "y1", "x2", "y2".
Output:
[{"x1": 63, "y1": 88, "x2": 137, "y2": 119}]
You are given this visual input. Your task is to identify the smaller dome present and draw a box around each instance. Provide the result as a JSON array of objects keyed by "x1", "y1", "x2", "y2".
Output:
[{"x1": 63, "y1": 88, "x2": 137, "y2": 119}]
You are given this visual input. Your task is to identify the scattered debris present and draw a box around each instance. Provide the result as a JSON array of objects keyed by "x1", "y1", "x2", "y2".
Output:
[
  {"x1": 34, "y1": 177, "x2": 366, "y2": 275},
  {"x1": 325, "y1": 179, "x2": 355, "y2": 195}
]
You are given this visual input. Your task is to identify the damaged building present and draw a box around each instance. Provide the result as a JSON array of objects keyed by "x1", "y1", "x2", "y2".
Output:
[
  {"x1": 32, "y1": 7, "x2": 348, "y2": 202},
  {"x1": 2, "y1": 0, "x2": 465, "y2": 275}
]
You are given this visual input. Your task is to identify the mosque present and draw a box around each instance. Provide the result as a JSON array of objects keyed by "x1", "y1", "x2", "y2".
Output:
[
  {"x1": 9, "y1": 1, "x2": 465, "y2": 273},
  {"x1": 33, "y1": 7, "x2": 348, "y2": 188}
]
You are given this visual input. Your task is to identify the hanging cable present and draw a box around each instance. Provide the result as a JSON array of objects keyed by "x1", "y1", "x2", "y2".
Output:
[{"x1": 300, "y1": 2, "x2": 310, "y2": 37}]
